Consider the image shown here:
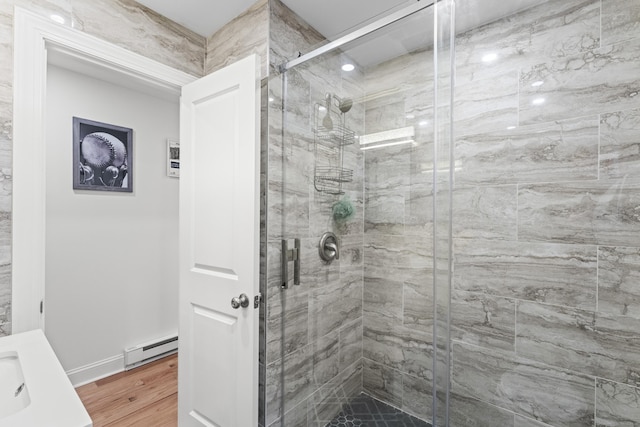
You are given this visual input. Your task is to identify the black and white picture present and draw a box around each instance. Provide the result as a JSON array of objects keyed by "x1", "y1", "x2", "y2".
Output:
[
  {"x1": 167, "y1": 139, "x2": 180, "y2": 178},
  {"x1": 73, "y1": 117, "x2": 133, "y2": 192}
]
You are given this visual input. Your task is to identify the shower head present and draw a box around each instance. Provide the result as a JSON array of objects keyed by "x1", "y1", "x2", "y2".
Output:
[{"x1": 338, "y1": 98, "x2": 353, "y2": 114}]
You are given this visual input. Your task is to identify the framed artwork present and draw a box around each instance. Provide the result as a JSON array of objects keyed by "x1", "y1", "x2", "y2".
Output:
[
  {"x1": 167, "y1": 139, "x2": 180, "y2": 178},
  {"x1": 73, "y1": 117, "x2": 133, "y2": 192}
]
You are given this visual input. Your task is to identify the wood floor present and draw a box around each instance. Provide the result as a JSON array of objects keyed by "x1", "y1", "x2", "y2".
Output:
[{"x1": 76, "y1": 354, "x2": 178, "y2": 427}]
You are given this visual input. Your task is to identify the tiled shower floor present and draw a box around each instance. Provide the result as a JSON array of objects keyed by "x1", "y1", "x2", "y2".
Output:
[{"x1": 325, "y1": 393, "x2": 431, "y2": 427}]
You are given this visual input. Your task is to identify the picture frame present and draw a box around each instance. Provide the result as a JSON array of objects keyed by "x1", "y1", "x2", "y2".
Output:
[
  {"x1": 167, "y1": 139, "x2": 180, "y2": 178},
  {"x1": 73, "y1": 117, "x2": 133, "y2": 192}
]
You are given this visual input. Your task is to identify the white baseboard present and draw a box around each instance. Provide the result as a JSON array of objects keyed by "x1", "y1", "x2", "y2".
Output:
[{"x1": 67, "y1": 354, "x2": 124, "y2": 388}]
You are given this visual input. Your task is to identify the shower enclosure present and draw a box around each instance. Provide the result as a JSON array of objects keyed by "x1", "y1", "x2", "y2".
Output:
[{"x1": 263, "y1": 0, "x2": 640, "y2": 425}]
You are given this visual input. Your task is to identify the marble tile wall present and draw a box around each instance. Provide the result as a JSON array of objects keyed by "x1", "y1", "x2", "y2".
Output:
[
  {"x1": 360, "y1": 17, "x2": 435, "y2": 421},
  {"x1": 205, "y1": 0, "x2": 269, "y2": 78},
  {"x1": 264, "y1": 1, "x2": 366, "y2": 425},
  {"x1": 448, "y1": 0, "x2": 640, "y2": 425},
  {"x1": 0, "y1": 0, "x2": 206, "y2": 336}
]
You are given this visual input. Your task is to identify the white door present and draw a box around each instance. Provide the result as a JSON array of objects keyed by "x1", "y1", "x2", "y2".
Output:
[{"x1": 178, "y1": 54, "x2": 260, "y2": 427}]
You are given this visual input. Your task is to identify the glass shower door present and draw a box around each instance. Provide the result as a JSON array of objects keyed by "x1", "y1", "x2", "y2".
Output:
[{"x1": 265, "y1": 2, "x2": 452, "y2": 426}]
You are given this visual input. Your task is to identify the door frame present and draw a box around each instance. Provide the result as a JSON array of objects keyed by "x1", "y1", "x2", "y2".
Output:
[{"x1": 12, "y1": 7, "x2": 197, "y2": 333}]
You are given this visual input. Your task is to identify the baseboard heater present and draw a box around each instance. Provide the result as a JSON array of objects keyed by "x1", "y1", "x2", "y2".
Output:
[{"x1": 124, "y1": 335, "x2": 178, "y2": 370}]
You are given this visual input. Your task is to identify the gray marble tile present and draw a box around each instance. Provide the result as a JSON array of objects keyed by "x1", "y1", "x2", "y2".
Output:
[
  {"x1": 364, "y1": 189, "x2": 405, "y2": 235},
  {"x1": 518, "y1": 181, "x2": 640, "y2": 246},
  {"x1": 452, "y1": 185, "x2": 518, "y2": 241},
  {"x1": 338, "y1": 235, "x2": 363, "y2": 269},
  {"x1": 596, "y1": 378, "x2": 640, "y2": 427},
  {"x1": 452, "y1": 342, "x2": 595, "y2": 426},
  {"x1": 363, "y1": 316, "x2": 433, "y2": 381},
  {"x1": 266, "y1": 345, "x2": 313, "y2": 426},
  {"x1": 455, "y1": 0, "x2": 600, "y2": 83},
  {"x1": 308, "y1": 360, "x2": 362, "y2": 425},
  {"x1": 515, "y1": 415, "x2": 555, "y2": 427},
  {"x1": 402, "y1": 373, "x2": 432, "y2": 421},
  {"x1": 453, "y1": 239, "x2": 597, "y2": 310},
  {"x1": 402, "y1": 267, "x2": 433, "y2": 331},
  {"x1": 363, "y1": 358, "x2": 403, "y2": 408},
  {"x1": 266, "y1": 281, "x2": 309, "y2": 364},
  {"x1": 269, "y1": 0, "x2": 326, "y2": 69},
  {"x1": 364, "y1": 234, "x2": 433, "y2": 268},
  {"x1": 598, "y1": 246, "x2": 640, "y2": 318},
  {"x1": 449, "y1": 392, "x2": 514, "y2": 427},
  {"x1": 308, "y1": 266, "x2": 362, "y2": 341},
  {"x1": 516, "y1": 301, "x2": 640, "y2": 385},
  {"x1": 364, "y1": 143, "x2": 411, "y2": 193},
  {"x1": 364, "y1": 100, "x2": 407, "y2": 135},
  {"x1": 520, "y1": 38, "x2": 640, "y2": 125},
  {"x1": 311, "y1": 330, "x2": 340, "y2": 388},
  {"x1": 601, "y1": 0, "x2": 640, "y2": 47},
  {"x1": 266, "y1": 167, "x2": 311, "y2": 242},
  {"x1": 456, "y1": 116, "x2": 599, "y2": 185},
  {"x1": 268, "y1": 399, "x2": 308, "y2": 427},
  {"x1": 451, "y1": 290, "x2": 516, "y2": 352},
  {"x1": 364, "y1": 48, "x2": 433, "y2": 112},
  {"x1": 404, "y1": 182, "x2": 434, "y2": 236},
  {"x1": 363, "y1": 265, "x2": 404, "y2": 324},
  {"x1": 205, "y1": 0, "x2": 268, "y2": 77},
  {"x1": 454, "y1": 69, "x2": 518, "y2": 136},
  {"x1": 285, "y1": 95, "x2": 313, "y2": 144},
  {"x1": 339, "y1": 318, "x2": 362, "y2": 372},
  {"x1": 600, "y1": 108, "x2": 640, "y2": 180},
  {"x1": 69, "y1": 0, "x2": 205, "y2": 76}
]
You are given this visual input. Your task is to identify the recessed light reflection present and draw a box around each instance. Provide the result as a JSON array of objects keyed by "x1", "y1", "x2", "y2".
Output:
[
  {"x1": 419, "y1": 120, "x2": 429, "y2": 127},
  {"x1": 406, "y1": 114, "x2": 415, "y2": 119},
  {"x1": 482, "y1": 53, "x2": 498, "y2": 63},
  {"x1": 507, "y1": 126, "x2": 516, "y2": 130},
  {"x1": 531, "y1": 80, "x2": 544, "y2": 87},
  {"x1": 341, "y1": 63, "x2": 355, "y2": 72},
  {"x1": 532, "y1": 97, "x2": 546, "y2": 106},
  {"x1": 50, "y1": 14, "x2": 65, "y2": 24},
  {"x1": 318, "y1": 106, "x2": 327, "y2": 112},
  {"x1": 268, "y1": 97, "x2": 274, "y2": 103}
]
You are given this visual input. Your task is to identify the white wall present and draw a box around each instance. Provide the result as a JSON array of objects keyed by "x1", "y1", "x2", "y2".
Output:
[{"x1": 45, "y1": 65, "x2": 179, "y2": 379}]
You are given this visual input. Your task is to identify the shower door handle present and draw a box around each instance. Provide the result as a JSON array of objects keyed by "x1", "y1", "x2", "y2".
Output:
[{"x1": 281, "y1": 239, "x2": 301, "y2": 289}]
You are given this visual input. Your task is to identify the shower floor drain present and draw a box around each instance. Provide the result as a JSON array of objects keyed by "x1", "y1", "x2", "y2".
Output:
[{"x1": 325, "y1": 393, "x2": 431, "y2": 427}]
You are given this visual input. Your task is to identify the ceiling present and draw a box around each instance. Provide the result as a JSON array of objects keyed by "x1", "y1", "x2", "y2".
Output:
[{"x1": 136, "y1": 0, "x2": 551, "y2": 40}]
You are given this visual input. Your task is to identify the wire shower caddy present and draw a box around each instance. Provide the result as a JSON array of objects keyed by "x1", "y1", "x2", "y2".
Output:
[{"x1": 313, "y1": 94, "x2": 355, "y2": 195}]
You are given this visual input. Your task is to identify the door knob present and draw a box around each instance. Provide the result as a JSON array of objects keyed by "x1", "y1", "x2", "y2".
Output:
[{"x1": 231, "y1": 293, "x2": 250, "y2": 309}]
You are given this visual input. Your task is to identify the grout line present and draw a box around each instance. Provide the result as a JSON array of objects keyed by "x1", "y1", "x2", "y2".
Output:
[
  {"x1": 596, "y1": 245, "x2": 599, "y2": 313},
  {"x1": 597, "y1": 113, "x2": 601, "y2": 182},
  {"x1": 514, "y1": 299, "x2": 518, "y2": 355},
  {"x1": 599, "y1": 0, "x2": 603, "y2": 49},
  {"x1": 594, "y1": 377, "x2": 598, "y2": 426},
  {"x1": 515, "y1": 183, "x2": 519, "y2": 242}
]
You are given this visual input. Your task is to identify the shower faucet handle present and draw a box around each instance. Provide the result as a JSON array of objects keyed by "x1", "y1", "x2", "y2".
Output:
[
  {"x1": 324, "y1": 242, "x2": 339, "y2": 260},
  {"x1": 319, "y1": 232, "x2": 339, "y2": 262}
]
